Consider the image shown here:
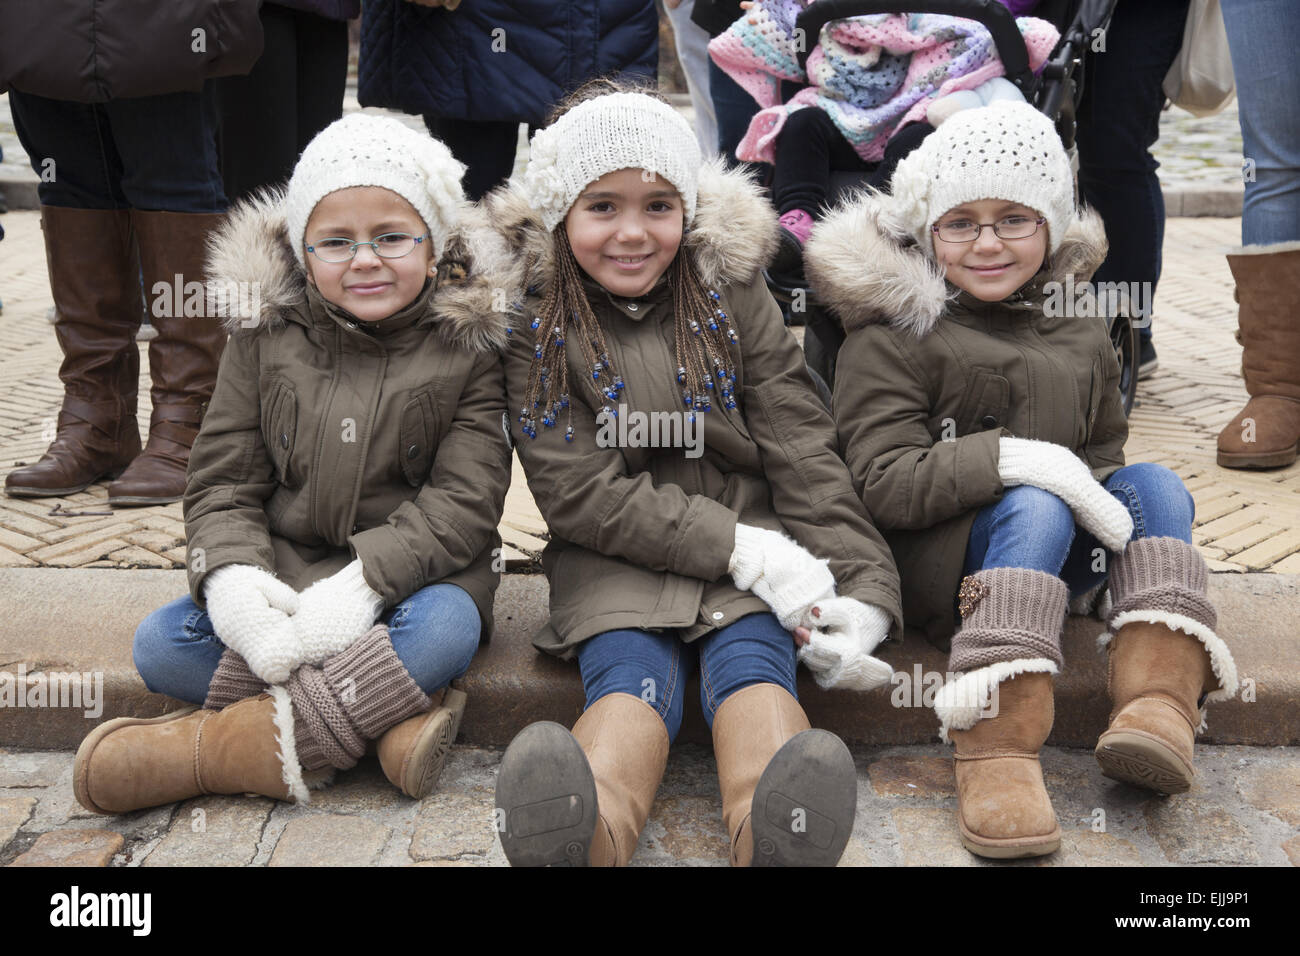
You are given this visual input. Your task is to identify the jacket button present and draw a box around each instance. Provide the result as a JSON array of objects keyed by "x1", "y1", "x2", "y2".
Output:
[
  {"x1": 626, "y1": 302, "x2": 639, "y2": 312},
  {"x1": 407, "y1": 444, "x2": 419, "y2": 459},
  {"x1": 280, "y1": 433, "x2": 289, "y2": 448},
  {"x1": 351, "y1": 524, "x2": 359, "y2": 534},
  {"x1": 980, "y1": 415, "x2": 998, "y2": 429},
  {"x1": 347, "y1": 321, "x2": 358, "y2": 330},
  {"x1": 712, "y1": 611, "x2": 724, "y2": 621}
]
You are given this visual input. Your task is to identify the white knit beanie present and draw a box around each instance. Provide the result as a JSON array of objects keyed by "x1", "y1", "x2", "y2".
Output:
[
  {"x1": 285, "y1": 113, "x2": 467, "y2": 266},
  {"x1": 522, "y1": 92, "x2": 702, "y2": 232},
  {"x1": 887, "y1": 101, "x2": 1074, "y2": 258}
]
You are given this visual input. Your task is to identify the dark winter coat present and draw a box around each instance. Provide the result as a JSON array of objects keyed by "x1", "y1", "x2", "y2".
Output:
[
  {"x1": 358, "y1": 0, "x2": 658, "y2": 125},
  {"x1": 0, "y1": 0, "x2": 263, "y2": 101},
  {"x1": 478, "y1": 161, "x2": 904, "y2": 658},
  {"x1": 184, "y1": 191, "x2": 513, "y2": 635},
  {"x1": 804, "y1": 193, "x2": 1126, "y2": 648}
]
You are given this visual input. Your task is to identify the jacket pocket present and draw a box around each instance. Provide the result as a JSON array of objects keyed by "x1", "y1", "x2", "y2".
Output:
[
  {"x1": 263, "y1": 383, "x2": 300, "y2": 489},
  {"x1": 954, "y1": 367, "x2": 1011, "y2": 435},
  {"x1": 399, "y1": 389, "x2": 441, "y2": 487}
]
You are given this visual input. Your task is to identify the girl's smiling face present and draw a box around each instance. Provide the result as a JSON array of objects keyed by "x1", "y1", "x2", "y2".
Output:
[
  {"x1": 932, "y1": 199, "x2": 1048, "y2": 302},
  {"x1": 303, "y1": 186, "x2": 434, "y2": 322},
  {"x1": 564, "y1": 168, "x2": 684, "y2": 299}
]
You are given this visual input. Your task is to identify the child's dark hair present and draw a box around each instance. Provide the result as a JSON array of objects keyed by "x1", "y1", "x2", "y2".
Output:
[{"x1": 519, "y1": 76, "x2": 741, "y2": 441}]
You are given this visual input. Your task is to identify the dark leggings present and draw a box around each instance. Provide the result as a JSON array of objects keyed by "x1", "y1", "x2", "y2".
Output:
[{"x1": 772, "y1": 106, "x2": 933, "y2": 216}]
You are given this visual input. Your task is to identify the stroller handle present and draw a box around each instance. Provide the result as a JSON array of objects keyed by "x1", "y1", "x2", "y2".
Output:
[{"x1": 794, "y1": 0, "x2": 1037, "y2": 97}]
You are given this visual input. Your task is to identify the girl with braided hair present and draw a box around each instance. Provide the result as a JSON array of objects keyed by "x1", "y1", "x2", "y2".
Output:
[{"x1": 484, "y1": 79, "x2": 902, "y2": 867}]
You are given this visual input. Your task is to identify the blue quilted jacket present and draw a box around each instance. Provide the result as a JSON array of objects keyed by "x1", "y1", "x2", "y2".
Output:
[{"x1": 359, "y1": 0, "x2": 658, "y2": 125}]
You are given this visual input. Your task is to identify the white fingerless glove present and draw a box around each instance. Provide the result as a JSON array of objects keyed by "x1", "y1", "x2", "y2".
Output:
[
  {"x1": 292, "y1": 559, "x2": 387, "y2": 665},
  {"x1": 203, "y1": 564, "x2": 303, "y2": 684},
  {"x1": 728, "y1": 523, "x2": 836, "y2": 630},
  {"x1": 797, "y1": 597, "x2": 895, "y2": 691},
  {"x1": 996, "y1": 437, "x2": 1134, "y2": 552}
]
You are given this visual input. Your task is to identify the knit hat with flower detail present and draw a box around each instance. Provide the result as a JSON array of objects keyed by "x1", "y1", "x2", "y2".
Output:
[
  {"x1": 885, "y1": 101, "x2": 1074, "y2": 258},
  {"x1": 522, "y1": 92, "x2": 703, "y2": 232},
  {"x1": 285, "y1": 113, "x2": 467, "y2": 265}
]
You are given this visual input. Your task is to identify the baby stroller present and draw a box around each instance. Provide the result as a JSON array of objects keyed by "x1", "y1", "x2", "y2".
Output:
[{"x1": 760, "y1": 0, "x2": 1138, "y2": 416}]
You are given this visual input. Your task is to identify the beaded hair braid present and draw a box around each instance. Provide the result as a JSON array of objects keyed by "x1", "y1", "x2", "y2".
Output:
[{"x1": 516, "y1": 224, "x2": 741, "y2": 442}]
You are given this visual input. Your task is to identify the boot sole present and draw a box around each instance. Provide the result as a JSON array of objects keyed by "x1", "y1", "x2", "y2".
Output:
[
  {"x1": 1216, "y1": 446, "x2": 1298, "y2": 469},
  {"x1": 495, "y1": 722, "x2": 598, "y2": 867},
  {"x1": 6, "y1": 464, "x2": 133, "y2": 498},
  {"x1": 959, "y1": 823, "x2": 1061, "y2": 859},
  {"x1": 1095, "y1": 729, "x2": 1194, "y2": 794},
  {"x1": 106, "y1": 493, "x2": 184, "y2": 507},
  {"x1": 399, "y1": 688, "x2": 467, "y2": 800},
  {"x1": 750, "y1": 730, "x2": 857, "y2": 867},
  {"x1": 73, "y1": 706, "x2": 201, "y2": 814}
]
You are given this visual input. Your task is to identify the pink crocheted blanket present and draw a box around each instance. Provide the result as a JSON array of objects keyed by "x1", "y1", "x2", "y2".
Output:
[{"x1": 708, "y1": 2, "x2": 1060, "y2": 163}]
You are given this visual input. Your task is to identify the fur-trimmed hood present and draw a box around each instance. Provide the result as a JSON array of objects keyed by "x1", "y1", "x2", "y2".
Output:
[
  {"x1": 204, "y1": 187, "x2": 510, "y2": 352},
  {"x1": 803, "y1": 187, "x2": 1109, "y2": 337},
  {"x1": 473, "y1": 156, "x2": 780, "y2": 305}
]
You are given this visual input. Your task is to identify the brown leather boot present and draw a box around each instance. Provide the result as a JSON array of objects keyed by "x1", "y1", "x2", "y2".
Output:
[
  {"x1": 1095, "y1": 622, "x2": 1220, "y2": 794},
  {"x1": 1216, "y1": 242, "x2": 1300, "y2": 469},
  {"x1": 73, "y1": 691, "x2": 302, "y2": 814},
  {"x1": 712, "y1": 683, "x2": 857, "y2": 867},
  {"x1": 377, "y1": 687, "x2": 468, "y2": 799},
  {"x1": 108, "y1": 209, "x2": 228, "y2": 506},
  {"x1": 5, "y1": 206, "x2": 142, "y2": 497},
  {"x1": 495, "y1": 693, "x2": 669, "y2": 867},
  {"x1": 945, "y1": 670, "x2": 1061, "y2": 858}
]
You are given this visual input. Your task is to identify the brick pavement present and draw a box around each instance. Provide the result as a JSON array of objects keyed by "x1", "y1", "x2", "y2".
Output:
[{"x1": 1, "y1": 210, "x2": 1296, "y2": 573}]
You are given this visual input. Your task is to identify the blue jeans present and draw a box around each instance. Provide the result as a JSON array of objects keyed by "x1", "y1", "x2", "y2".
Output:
[
  {"x1": 1221, "y1": 0, "x2": 1300, "y2": 245},
  {"x1": 1076, "y1": 0, "x2": 1191, "y2": 342},
  {"x1": 576, "y1": 612, "x2": 799, "y2": 743},
  {"x1": 134, "y1": 582, "x2": 482, "y2": 705},
  {"x1": 8, "y1": 86, "x2": 226, "y2": 212},
  {"x1": 963, "y1": 462, "x2": 1195, "y2": 600}
]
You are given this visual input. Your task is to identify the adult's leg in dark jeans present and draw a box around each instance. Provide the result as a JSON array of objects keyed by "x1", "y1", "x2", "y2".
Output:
[
  {"x1": 215, "y1": 3, "x2": 300, "y2": 202},
  {"x1": 709, "y1": 58, "x2": 769, "y2": 181},
  {"x1": 423, "y1": 116, "x2": 521, "y2": 202},
  {"x1": 1076, "y1": 0, "x2": 1190, "y2": 355},
  {"x1": 293, "y1": 9, "x2": 349, "y2": 157}
]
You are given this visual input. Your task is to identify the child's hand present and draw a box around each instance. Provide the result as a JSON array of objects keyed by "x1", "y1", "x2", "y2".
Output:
[
  {"x1": 796, "y1": 598, "x2": 895, "y2": 691},
  {"x1": 728, "y1": 524, "x2": 837, "y2": 631},
  {"x1": 292, "y1": 559, "x2": 387, "y2": 664},
  {"x1": 203, "y1": 565, "x2": 304, "y2": 685}
]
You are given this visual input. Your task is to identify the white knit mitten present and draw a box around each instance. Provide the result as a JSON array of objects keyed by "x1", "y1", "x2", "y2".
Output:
[
  {"x1": 203, "y1": 564, "x2": 304, "y2": 684},
  {"x1": 292, "y1": 559, "x2": 388, "y2": 665},
  {"x1": 997, "y1": 437, "x2": 1134, "y2": 552},
  {"x1": 797, "y1": 597, "x2": 895, "y2": 690},
  {"x1": 728, "y1": 523, "x2": 836, "y2": 630}
]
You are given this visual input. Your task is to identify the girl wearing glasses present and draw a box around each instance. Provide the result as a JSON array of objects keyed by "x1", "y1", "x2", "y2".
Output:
[
  {"x1": 74, "y1": 114, "x2": 513, "y2": 814},
  {"x1": 804, "y1": 102, "x2": 1238, "y2": 859}
]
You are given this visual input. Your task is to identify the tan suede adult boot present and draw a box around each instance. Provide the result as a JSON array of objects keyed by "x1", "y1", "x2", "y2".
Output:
[
  {"x1": 73, "y1": 691, "x2": 303, "y2": 814},
  {"x1": 5, "y1": 206, "x2": 142, "y2": 497},
  {"x1": 495, "y1": 693, "x2": 669, "y2": 866},
  {"x1": 108, "y1": 209, "x2": 228, "y2": 505},
  {"x1": 377, "y1": 687, "x2": 468, "y2": 799},
  {"x1": 936, "y1": 568, "x2": 1068, "y2": 859},
  {"x1": 712, "y1": 683, "x2": 857, "y2": 867},
  {"x1": 1096, "y1": 536, "x2": 1238, "y2": 793},
  {"x1": 1216, "y1": 242, "x2": 1300, "y2": 469}
]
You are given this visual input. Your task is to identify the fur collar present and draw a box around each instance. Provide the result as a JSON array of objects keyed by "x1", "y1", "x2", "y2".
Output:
[
  {"x1": 204, "y1": 187, "x2": 510, "y2": 352},
  {"x1": 475, "y1": 157, "x2": 780, "y2": 306},
  {"x1": 803, "y1": 188, "x2": 1109, "y2": 337}
]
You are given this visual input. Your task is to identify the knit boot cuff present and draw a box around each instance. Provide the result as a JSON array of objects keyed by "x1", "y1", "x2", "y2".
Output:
[
  {"x1": 322, "y1": 624, "x2": 431, "y2": 740},
  {"x1": 947, "y1": 568, "x2": 1067, "y2": 673},
  {"x1": 288, "y1": 664, "x2": 367, "y2": 772},
  {"x1": 203, "y1": 649, "x2": 266, "y2": 711},
  {"x1": 934, "y1": 658, "x2": 1059, "y2": 743},
  {"x1": 1107, "y1": 537, "x2": 1215, "y2": 632}
]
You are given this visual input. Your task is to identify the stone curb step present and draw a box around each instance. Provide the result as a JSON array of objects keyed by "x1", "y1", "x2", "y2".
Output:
[{"x1": 0, "y1": 568, "x2": 1295, "y2": 751}]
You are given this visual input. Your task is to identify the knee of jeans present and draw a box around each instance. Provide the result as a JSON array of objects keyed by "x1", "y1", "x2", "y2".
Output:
[
  {"x1": 132, "y1": 613, "x2": 178, "y2": 695},
  {"x1": 1001, "y1": 486, "x2": 1074, "y2": 537},
  {"x1": 1117, "y1": 461, "x2": 1195, "y2": 525}
]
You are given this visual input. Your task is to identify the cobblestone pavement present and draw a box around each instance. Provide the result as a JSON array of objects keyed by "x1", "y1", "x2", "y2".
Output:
[
  {"x1": 1, "y1": 743, "x2": 1296, "y2": 866},
  {"x1": 2, "y1": 209, "x2": 1296, "y2": 572}
]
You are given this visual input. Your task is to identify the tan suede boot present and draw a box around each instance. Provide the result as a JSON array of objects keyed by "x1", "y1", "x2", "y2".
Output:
[
  {"x1": 73, "y1": 691, "x2": 303, "y2": 814},
  {"x1": 1096, "y1": 536, "x2": 1238, "y2": 793},
  {"x1": 937, "y1": 568, "x2": 1068, "y2": 859},
  {"x1": 1216, "y1": 242, "x2": 1300, "y2": 469},
  {"x1": 946, "y1": 671, "x2": 1061, "y2": 858},
  {"x1": 712, "y1": 683, "x2": 857, "y2": 867},
  {"x1": 496, "y1": 693, "x2": 669, "y2": 867},
  {"x1": 376, "y1": 687, "x2": 468, "y2": 799}
]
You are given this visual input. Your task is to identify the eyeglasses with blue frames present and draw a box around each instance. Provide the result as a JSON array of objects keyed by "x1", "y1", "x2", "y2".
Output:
[
  {"x1": 307, "y1": 232, "x2": 431, "y2": 263},
  {"x1": 932, "y1": 215, "x2": 1046, "y2": 244}
]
